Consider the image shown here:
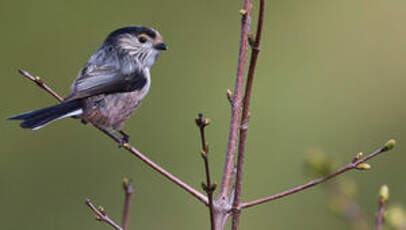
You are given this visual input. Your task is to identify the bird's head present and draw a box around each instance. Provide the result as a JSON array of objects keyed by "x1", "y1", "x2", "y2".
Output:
[{"x1": 105, "y1": 26, "x2": 167, "y2": 68}]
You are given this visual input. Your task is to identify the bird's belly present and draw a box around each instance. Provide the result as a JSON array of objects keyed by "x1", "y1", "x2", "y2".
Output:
[{"x1": 81, "y1": 89, "x2": 148, "y2": 130}]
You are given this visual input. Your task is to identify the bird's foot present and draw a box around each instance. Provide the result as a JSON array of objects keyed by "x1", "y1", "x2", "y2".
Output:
[{"x1": 118, "y1": 130, "x2": 130, "y2": 148}]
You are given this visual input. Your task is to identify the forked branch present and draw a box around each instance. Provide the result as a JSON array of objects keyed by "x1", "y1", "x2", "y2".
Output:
[
  {"x1": 85, "y1": 198, "x2": 123, "y2": 230},
  {"x1": 85, "y1": 179, "x2": 133, "y2": 230}
]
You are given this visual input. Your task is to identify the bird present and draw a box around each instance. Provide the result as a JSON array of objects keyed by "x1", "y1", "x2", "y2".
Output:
[{"x1": 8, "y1": 25, "x2": 167, "y2": 144}]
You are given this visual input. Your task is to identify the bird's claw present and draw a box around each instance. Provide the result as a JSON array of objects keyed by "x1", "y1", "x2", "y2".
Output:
[{"x1": 118, "y1": 131, "x2": 130, "y2": 148}]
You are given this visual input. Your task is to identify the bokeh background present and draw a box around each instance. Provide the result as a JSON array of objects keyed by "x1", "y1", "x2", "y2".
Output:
[{"x1": 1, "y1": 0, "x2": 405, "y2": 229}]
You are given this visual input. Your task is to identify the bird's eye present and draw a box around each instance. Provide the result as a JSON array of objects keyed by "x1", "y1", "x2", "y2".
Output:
[{"x1": 138, "y1": 34, "x2": 148, "y2": 43}]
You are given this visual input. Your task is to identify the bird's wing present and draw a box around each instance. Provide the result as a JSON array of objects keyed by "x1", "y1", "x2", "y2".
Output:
[{"x1": 65, "y1": 64, "x2": 147, "y2": 101}]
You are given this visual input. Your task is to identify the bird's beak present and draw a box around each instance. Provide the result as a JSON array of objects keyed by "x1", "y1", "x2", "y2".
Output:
[{"x1": 154, "y1": 42, "x2": 168, "y2": 51}]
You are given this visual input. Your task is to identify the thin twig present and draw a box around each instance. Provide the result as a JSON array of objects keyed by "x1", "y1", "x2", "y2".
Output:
[
  {"x1": 85, "y1": 198, "x2": 123, "y2": 230},
  {"x1": 231, "y1": 0, "x2": 265, "y2": 229},
  {"x1": 240, "y1": 142, "x2": 395, "y2": 209},
  {"x1": 17, "y1": 69, "x2": 209, "y2": 206},
  {"x1": 195, "y1": 113, "x2": 216, "y2": 230},
  {"x1": 122, "y1": 178, "x2": 134, "y2": 230},
  {"x1": 18, "y1": 69, "x2": 64, "y2": 102},
  {"x1": 217, "y1": 0, "x2": 252, "y2": 203},
  {"x1": 122, "y1": 143, "x2": 208, "y2": 204},
  {"x1": 376, "y1": 185, "x2": 389, "y2": 230}
]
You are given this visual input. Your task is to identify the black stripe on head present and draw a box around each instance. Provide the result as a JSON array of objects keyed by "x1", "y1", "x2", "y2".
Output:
[{"x1": 105, "y1": 26, "x2": 156, "y2": 44}]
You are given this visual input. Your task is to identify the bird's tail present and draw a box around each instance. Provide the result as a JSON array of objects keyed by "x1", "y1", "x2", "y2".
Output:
[{"x1": 7, "y1": 100, "x2": 83, "y2": 130}]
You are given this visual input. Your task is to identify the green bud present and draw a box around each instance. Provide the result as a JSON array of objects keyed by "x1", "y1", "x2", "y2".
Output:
[
  {"x1": 201, "y1": 151, "x2": 207, "y2": 158},
  {"x1": 384, "y1": 139, "x2": 396, "y2": 151},
  {"x1": 122, "y1": 177, "x2": 129, "y2": 189},
  {"x1": 379, "y1": 184, "x2": 389, "y2": 202},
  {"x1": 356, "y1": 163, "x2": 371, "y2": 170},
  {"x1": 98, "y1": 205, "x2": 105, "y2": 215}
]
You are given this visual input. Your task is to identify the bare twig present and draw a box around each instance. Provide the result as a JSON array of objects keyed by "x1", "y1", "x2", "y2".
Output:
[
  {"x1": 217, "y1": 0, "x2": 252, "y2": 202},
  {"x1": 17, "y1": 69, "x2": 209, "y2": 206},
  {"x1": 195, "y1": 113, "x2": 216, "y2": 230},
  {"x1": 240, "y1": 140, "x2": 396, "y2": 209},
  {"x1": 18, "y1": 69, "x2": 64, "y2": 102},
  {"x1": 122, "y1": 178, "x2": 134, "y2": 230},
  {"x1": 376, "y1": 185, "x2": 389, "y2": 230},
  {"x1": 231, "y1": 0, "x2": 265, "y2": 229},
  {"x1": 85, "y1": 198, "x2": 123, "y2": 230}
]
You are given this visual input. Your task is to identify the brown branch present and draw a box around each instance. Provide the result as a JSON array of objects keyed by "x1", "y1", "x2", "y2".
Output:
[
  {"x1": 217, "y1": 0, "x2": 252, "y2": 203},
  {"x1": 231, "y1": 0, "x2": 265, "y2": 229},
  {"x1": 85, "y1": 198, "x2": 123, "y2": 230},
  {"x1": 122, "y1": 178, "x2": 134, "y2": 230},
  {"x1": 195, "y1": 113, "x2": 216, "y2": 230},
  {"x1": 17, "y1": 69, "x2": 209, "y2": 206},
  {"x1": 376, "y1": 185, "x2": 389, "y2": 230},
  {"x1": 240, "y1": 140, "x2": 396, "y2": 209}
]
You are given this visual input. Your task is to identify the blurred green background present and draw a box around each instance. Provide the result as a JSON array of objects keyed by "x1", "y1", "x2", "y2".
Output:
[{"x1": 1, "y1": 0, "x2": 405, "y2": 229}]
